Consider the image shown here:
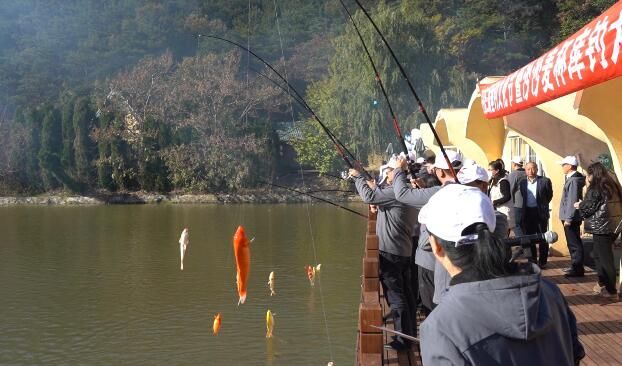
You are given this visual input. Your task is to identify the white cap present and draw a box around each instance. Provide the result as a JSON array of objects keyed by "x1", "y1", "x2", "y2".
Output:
[
  {"x1": 433, "y1": 150, "x2": 463, "y2": 170},
  {"x1": 511, "y1": 156, "x2": 523, "y2": 165},
  {"x1": 419, "y1": 184, "x2": 496, "y2": 245},
  {"x1": 378, "y1": 163, "x2": 393, "y2": 183},
  {"x1": 559, "y1": 155, "x2": 578, "y2": 166},
  {"x1": 457, "y1": 162, "x2": 488, "y2": 184}
]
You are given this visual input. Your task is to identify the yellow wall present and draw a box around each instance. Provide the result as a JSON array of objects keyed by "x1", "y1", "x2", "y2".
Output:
[{"x1": 576, "y1": 77, "x2": 622, "y2": 180}]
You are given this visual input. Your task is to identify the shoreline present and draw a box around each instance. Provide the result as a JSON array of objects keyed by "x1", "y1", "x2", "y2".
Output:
[{"x1": 0, "y1": 191, "x2": 362, "y2": 206}]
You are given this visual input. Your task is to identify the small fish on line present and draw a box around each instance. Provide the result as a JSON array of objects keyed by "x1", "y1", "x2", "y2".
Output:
[
  {"x1": 305, "y1": 264, "x2": 321, "y2": 287},
  {"x1": 266, "y1": 310, "x2": 275, "y2": 338},
  {"x1": 179, "y1": 228, "x2": 189, "y2": 271},
  {"x1": 233, "y1": 226, "x2": 251, "y2": 305},
  {"x1": 268, "y1": 271, "x2": 275, "y2": 296},
  {"x1": 213, "y1": 313, "x2": 222, "y2": 335}
]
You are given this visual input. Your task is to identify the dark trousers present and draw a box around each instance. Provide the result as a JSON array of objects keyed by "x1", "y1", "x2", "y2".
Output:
[
  {"x1": 592, "y1": 234, "x2": 617, "y2": 294},
  {"x1": 379, "y1": 251, "x2": 416, "y2": 342},
  {"x1": 513, "y1": 207, "x2": 524, "y2": 236},
  {"x1": 563, "y1": 220, "x2": 585, "y2": 272},
  {"x1": 409, "y1": 237, "x2": 419, "y2": 335},
  {"x1": 524, "y1": 207, "x2": 549, "y2": 264},
  {"x1": 417, "y1": 266, "x2": 435, "y2": 316}
]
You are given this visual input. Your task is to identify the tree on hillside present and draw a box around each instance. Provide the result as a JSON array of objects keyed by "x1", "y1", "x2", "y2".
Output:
[
  {"x1": 294, "y1": 2, "x2": 448, "y2": 172},
  {"x1": 38, "y1": 106, "x2": 63, "y2": 189},
  {"x1": 73, "y1": 97, "x2": 96, "y2": 186}
]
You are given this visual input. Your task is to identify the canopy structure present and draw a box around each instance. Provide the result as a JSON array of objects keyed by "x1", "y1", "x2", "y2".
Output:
[{"x1": 480, "y1": 1, "x2": 622, "y2": 119}]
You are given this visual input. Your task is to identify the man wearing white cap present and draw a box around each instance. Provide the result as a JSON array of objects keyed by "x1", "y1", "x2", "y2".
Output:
[
  {"x1": 418, "y1": 184, "x2": 584, "y2": 366},
  {"x1": 508, "y1": 156, "x2": 527, "y2": 235},
  {"x1": 559, "y1": 155, "x2": 586, "y2": 277},
  {"x1": 349, "y1": 165, "x2": 418, "y2": 351},
  {"x1": 391, "y1": 151, "x2": 465, "y2": 307}
]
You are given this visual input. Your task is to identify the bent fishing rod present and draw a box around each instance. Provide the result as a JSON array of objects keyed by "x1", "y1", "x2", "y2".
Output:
[
  {"x1": 258, "y1": 180, "x2": 367, "y2": 219},
  {"x1": 351, "y1": 0, "x2": 459, "y2": 182},
  {"x1": 338, "y1": 0, "x2": 416, "y2": 176},
  {"x1": 202, "y1": 34, "x2": 373, "y2": 181}
]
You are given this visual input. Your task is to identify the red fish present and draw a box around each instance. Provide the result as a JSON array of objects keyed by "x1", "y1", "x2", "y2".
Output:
[{"x1": 233, "y1": 226, "x2": 251, "y2": 305}]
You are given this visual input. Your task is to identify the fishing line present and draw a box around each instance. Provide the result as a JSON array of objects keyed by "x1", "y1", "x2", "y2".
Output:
[
  {"x1": 245, "y1": 0, "x2": 251, "y2": 126},
  {"x1": 272, "y1": 0, "x2": 334, "y2": 360}
]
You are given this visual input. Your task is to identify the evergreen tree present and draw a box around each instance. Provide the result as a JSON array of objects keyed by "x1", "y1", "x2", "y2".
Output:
[
  {"x1": 38, "y1": 106, "x2": 63, "y2": 189},
  {"x1": 72, "y1": 97, "x2": 95, "y2": 185},
  {"x1": 21, "y1": 107, "x2": 44, "y2": 192},
  {"x1": 96, "y1": 112, "x2": 115, "y2": 191},
  {"x1": 60, "y1": 96, "x2": 76, "y2": 176}
]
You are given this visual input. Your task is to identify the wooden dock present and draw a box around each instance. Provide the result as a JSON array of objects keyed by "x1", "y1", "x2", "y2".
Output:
[
  {"x1": 543, "y1": 256, "x2": 622, "y2": 366},
  {"x1": 356, "y1": 209, "x2": 622, "y2": 365}
]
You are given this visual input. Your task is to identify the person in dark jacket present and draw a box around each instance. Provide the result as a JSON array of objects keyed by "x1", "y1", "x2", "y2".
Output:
[
  {"x1": 392, "y1": 151, "x2": 463, "y2": 308},
  {"x1": 508, "y1": 156, "x2": 527, "y2": 235},
  {"x1": 519, "y1": 162, "x2": 553, "y2": 266},
  {"x1": 418, "y1": 184, "x2": 585, "y2": 366},
  {"x1": 558, "y1": 156, "x2": 586, "y2": 277},
  {"x1": 576, "y1": 162, "x2": 622, "y2": 298},
  {"x1": 350, "y1": 166, "x2": 418, "y2": 350}
]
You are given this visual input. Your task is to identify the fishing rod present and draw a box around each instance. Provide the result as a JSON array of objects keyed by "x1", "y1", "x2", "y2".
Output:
[
  {"x1": 338, "y1": 0, "x2": 415, "y2": 176},
  {"x1": 259, "y1": 180, "x2": 368, "y2": 219},
  {"x1": 202, "y1": 34, "x2": 373, "y2": 181},
  {"x1": 351, "y1": 0, "x2": 459, "y2": 182}
]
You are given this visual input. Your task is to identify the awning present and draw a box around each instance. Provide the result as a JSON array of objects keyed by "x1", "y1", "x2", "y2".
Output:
[{"x1": 480, "y1": 1, "x2": 622, "y2": 119}]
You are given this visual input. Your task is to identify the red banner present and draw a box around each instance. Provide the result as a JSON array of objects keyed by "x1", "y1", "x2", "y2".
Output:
[{"x1": 480, "y1": 1, "x2": 622, "y2": 119}]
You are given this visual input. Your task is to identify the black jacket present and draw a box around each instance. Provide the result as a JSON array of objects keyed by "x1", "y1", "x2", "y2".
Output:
[
  {"x1": 579, "y1": 188, "x2": 622, "y2": 235},
  {"x1": 519, "y1": 176, "x2": 553, "y2": 220}
]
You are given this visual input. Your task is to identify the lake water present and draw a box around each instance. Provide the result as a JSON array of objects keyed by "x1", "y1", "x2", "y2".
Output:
[{"x1": 0, "y1": 204, "x2": 366, "y2": 365}]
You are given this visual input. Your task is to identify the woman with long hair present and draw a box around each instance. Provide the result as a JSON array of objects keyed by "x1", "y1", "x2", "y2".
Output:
[
  {"x1": 419, "y1": 184, "x2": 584, "y2": 365},
  {"x1": 488, "y1": 160, "x2": 513, "y2": 235},
  {"x1": 575, "y1": 162, "x2": 622, "y2": 298}
]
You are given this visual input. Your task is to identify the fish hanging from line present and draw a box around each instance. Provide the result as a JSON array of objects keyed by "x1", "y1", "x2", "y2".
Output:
[
  {"x1": 233, "y1": 226, "x2": 251, "y2": 305},
  {"x1": 213, "y1": 313, "x2": 222, "y2": 335},
  {"x1": 179, "y1": 228, "x2": 189, "y2": 271},
  {"x1": 306, "y1": 264, "x2": 321, "y2": 287},
  {"x1": 266, "y1": 310, "x2": 275, "y2": 338},
  {"x1": 268, "y1": 271, "x2": 275, "y2": 296}
]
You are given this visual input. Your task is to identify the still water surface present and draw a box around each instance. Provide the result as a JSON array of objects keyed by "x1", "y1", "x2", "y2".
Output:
[{"x1": 0, "y1": 204, "x2": 366, "y2": 365}]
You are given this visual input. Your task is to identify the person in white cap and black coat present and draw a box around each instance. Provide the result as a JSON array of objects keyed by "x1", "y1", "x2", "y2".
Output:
[
  {"x1": 558, "y1": 155, "x2": 586, "y2": 277},
  {"x1": 418, "y1": 184, "x2": 584, "y2": 366}
]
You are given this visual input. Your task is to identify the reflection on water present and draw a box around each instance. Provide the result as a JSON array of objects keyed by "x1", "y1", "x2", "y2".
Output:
[{"x1": 0, "y1": 204, "x2": 366, "y2": 365}]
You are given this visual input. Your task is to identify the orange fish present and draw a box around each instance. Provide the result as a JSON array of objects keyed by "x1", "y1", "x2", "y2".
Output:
[
  {"x1": 213, "y1": 313, "x2": 222, "y2": 335},
  {"x1": 233, "y1": 226, "x2": 251, "y2": 305}
]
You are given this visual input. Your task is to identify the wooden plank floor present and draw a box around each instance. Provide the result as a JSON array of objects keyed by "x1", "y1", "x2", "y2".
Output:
[
  {"x1": 375, "y1": 255, "x2": 622, "y2": 366},
  {"x1": 542, "y1": 256, "x2": 622, "y2": 366},
  {"x1": 379, "y1": 289, "x2": 423, "y2": 366}
]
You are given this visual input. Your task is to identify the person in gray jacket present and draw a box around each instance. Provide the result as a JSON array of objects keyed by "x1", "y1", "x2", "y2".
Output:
[
  {"x1": 391, "y1": 151, "x2": 463, "y2": 310},
  {"x1": 349, "y1": 167, "x2": 418, "y2": 350},
  {"x1": 418, "y1": 184, "x2": 585, "y2": 366},
  {"x1": 558, "y1": 156, "x2": 586, "y2": 276}
]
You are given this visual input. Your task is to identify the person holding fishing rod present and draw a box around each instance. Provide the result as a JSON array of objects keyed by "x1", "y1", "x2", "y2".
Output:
[
  {"x1": 349, "y1": 158, "x2": 418, "y2": 351},
  {"x1": 418, "y1": 183, "x2": 584, "y2": 365}
]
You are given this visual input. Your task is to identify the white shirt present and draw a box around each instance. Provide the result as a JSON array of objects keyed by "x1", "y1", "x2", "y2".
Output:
[{"x1": 526, "y1": 178, "x2": 538, "y2": 208}]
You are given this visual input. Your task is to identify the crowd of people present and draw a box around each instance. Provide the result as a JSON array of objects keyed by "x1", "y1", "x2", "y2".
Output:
[{"x1": 349, "y1": 149, "x2": 622, "y2": 365}]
